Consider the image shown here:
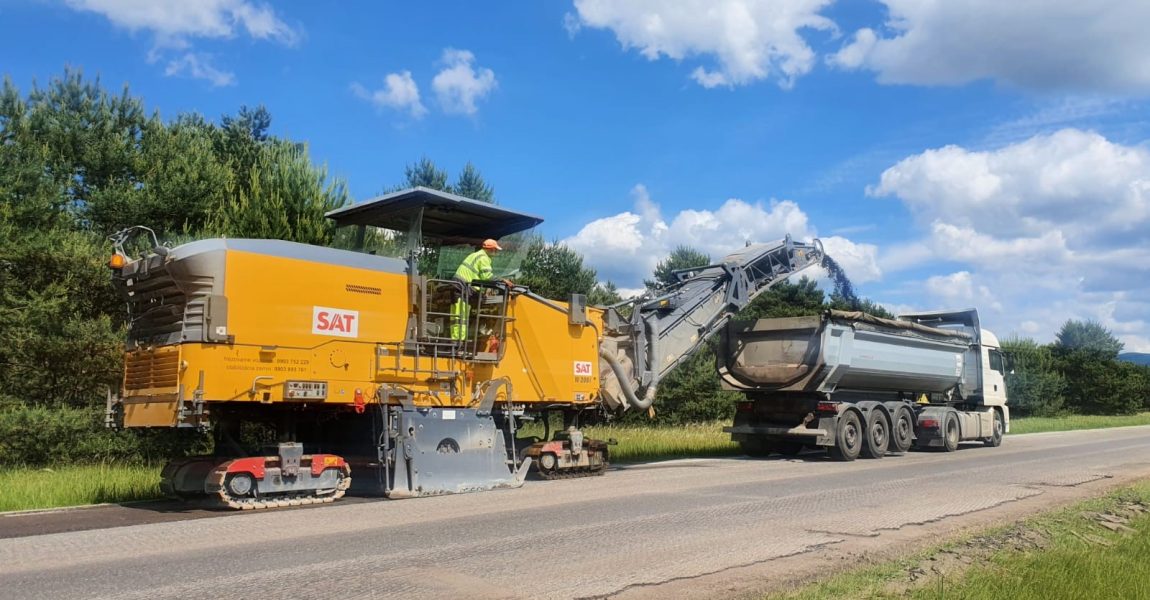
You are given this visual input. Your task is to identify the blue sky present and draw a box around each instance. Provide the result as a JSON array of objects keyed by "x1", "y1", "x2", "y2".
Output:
[{"x1": 3, "y1": 1, "x2": 1150, "y2": 350}]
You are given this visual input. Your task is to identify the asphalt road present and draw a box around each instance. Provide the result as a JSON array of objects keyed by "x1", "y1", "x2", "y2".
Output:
[{"x1": 3, "y1": 426, "x2": 1149, "y2": 600}]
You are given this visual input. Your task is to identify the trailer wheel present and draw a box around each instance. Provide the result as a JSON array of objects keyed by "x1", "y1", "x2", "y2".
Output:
[
  {"x1": 861, "y1": 410, "x2": 889, "y2": 459},
  {"x1": 942, "y1": 414, "x2": 960, "y2": 452},
  {"x1": 828, "y1": 411, "x2": 862, "y2": 461},
  {"x1": 889, "y1": 408, "x2": 914, "y2": 453},
  {"x1": 983, "y1": 410, "x2": 1004, "y2": 448}
]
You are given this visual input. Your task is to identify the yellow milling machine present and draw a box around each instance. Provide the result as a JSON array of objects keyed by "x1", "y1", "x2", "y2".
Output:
[{"x1": 107, "y1": 187, "x2": 824, "y2": 508}]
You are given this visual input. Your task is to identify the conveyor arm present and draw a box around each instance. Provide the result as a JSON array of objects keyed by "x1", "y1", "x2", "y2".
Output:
[{"x1": 599, "y1": 235, "x2": 824, "y2": 411}]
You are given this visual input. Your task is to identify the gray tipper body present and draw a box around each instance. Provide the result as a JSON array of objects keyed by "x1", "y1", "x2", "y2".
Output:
[{"x1": 718, "y1": 309, "x2": 1008, "y2": 450}]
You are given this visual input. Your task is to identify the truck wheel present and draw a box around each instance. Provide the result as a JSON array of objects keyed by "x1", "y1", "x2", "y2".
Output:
[
  {"x1": 889, "y1": 408, "x2": 914, "y2": 453},
  {"x1": 828, "y1": 411, "x2": 862, "y2": 461},
  {"x1": 861, "y1": 410, "x2": 889, "y2": 459},
  {"x1": 942, "y1": 414, "x2": 960, "y2": 452},
  {"x1": 983, "y1": 410, "x2": 1004, "y2": 447}
]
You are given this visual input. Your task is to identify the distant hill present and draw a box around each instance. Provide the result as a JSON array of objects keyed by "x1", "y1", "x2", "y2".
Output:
[{"x1": 1119, "y1": 352, "x2": 1150, "y2": 366}]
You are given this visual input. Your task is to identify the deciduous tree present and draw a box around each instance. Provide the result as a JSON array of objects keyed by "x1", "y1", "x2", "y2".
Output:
[{"x1": 1056, "y1": 319, "x2": 1124, "y2": 359}]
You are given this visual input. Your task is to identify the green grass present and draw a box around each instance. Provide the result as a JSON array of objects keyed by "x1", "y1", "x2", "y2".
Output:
[
  {"x1": 587, "y1": 421, "x2": 740, "y2": 462},
  {"x1": 767, "y1": 482, "x2": 1150, "y2": 600},
  {"x1": 0, "y1": 464, "x2": 162, "y2": 512},
  {"x1": 922, "y1": 525, "x2": 1150, "y2": 600},
  {"x1": 1010, "y1": 411, "x2": 1150, "y2": 435}
]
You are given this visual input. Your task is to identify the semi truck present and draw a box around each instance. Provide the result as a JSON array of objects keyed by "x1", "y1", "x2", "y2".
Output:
[
  {"x1": 106, "y1": 187, "x2": 827, "y2": 508},
  {"x1": 718, "y1": 309, "x2": 1010, "y2": 459}
]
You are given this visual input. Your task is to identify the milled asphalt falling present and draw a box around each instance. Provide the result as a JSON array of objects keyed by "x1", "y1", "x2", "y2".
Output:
[{"x1": 2, "y1": 426, "x2": 1149, "y2": 599}]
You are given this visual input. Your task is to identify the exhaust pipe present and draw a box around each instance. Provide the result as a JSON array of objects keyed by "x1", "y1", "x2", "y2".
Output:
[{"x1": 599, "y1": 346, "x2": 656, "y2": 411}]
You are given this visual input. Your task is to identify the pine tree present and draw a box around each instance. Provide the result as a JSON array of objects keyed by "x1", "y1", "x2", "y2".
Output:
[
  {"x1": 403, "y1": 156, "x2": 450, "y2": 191},
  {"x1": 453, "y1": 161, "x2": 495, "y2": 203},
  {"x1": 645, "y1": 246, "x2": 710, "y2": 289}
]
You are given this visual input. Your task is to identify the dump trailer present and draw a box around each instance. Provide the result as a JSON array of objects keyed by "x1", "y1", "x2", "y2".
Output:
[
  {"x1": 718, "y1": 309, "x2": 1010, "y2": 460},
  {"x1": 107, "y1": 187, "x2": 826, "y2": 508}
]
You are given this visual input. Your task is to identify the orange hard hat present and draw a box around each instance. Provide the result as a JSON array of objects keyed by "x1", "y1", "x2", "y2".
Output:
[{"x1": 482, "y1": 239, "x2": 502, "y2": 251}]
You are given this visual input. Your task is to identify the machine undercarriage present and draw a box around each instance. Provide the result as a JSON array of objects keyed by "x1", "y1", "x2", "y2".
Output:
[{"x1": 153, "y1": 403, "x2": 609, "y2": 509}]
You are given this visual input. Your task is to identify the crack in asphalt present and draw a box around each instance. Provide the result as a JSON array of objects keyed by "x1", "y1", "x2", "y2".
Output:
[{"x1": 573, "y1": 539, "x2": 846, "y2": 600}]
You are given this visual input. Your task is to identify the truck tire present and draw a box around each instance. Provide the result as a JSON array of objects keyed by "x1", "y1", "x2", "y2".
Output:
[
  {"x1": 828, "y1": 411, "x2": 862, "y2": 461},
  {"x1": 983, "y1": 409, "x2": 1004, "y2": 447},
  {"x1": 889, "y1": 408, "x2": 914, "y2": 453},
  {"x1": 861, "y1": 410, "x2": 889, "y2": 459},
  {"x1": 942, "y1": 414, "x2": 960, "y2": 452}
]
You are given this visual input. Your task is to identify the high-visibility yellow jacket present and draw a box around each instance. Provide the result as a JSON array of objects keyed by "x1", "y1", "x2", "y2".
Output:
[{"x1": 454, "y1": 249, "x2": 493, "y2": 283}]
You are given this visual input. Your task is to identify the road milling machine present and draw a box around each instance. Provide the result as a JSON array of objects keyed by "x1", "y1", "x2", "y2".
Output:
[{"x1": 107, "y1": 187, "x2": 824, "y2": 508}]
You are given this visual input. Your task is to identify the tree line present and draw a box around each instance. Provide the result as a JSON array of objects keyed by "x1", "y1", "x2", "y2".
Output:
[{"x1": 1003, "y1": 321, "x2": 1150, "y2": 417}]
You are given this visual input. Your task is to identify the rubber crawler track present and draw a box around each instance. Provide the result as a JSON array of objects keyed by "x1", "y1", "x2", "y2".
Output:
[
  {"x1": 536, "y1": 463, "x2": 608, "y2": 480},
  {"x1": 212, "y1": 474, "x2": 351, "y2": 510}
]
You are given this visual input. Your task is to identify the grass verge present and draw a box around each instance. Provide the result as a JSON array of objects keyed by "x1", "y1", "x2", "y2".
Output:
[
  {"x1": 1010, "y1": 411, "x2": 1150, "y2": 435},
  {"x1": 586, "y1": 421, "x2": 739, "y2": 463},
  {"x1": 0, "y1": 464, "x2": 162, "y2": 512},
  {"x1": 766, "y1": 481, "x2": 1150, "y2": 600}
]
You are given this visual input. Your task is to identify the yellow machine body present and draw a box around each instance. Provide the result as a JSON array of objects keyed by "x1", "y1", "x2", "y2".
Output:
[{"x1": 119, "y1": 246, "x2": 603, "y2": 428}]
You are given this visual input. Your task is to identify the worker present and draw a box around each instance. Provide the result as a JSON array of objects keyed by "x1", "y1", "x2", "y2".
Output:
[
  {"x1": 454, "y1": 238, "x2": 502, "y2": 286},
  {"x1": 450, "y1": 239, "x2": 503, "y2": 342}
]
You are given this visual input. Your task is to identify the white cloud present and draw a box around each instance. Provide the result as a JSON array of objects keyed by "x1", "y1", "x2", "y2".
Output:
[
  {"x1": 876, "y1": 240, "x2": 934, "y2": 274},
  {"x1": 869, "y1": 129, "x2": 1150, "y2": 243},
  {"x1": 819, "y1": 236, "x2": 881, "y2": 284},
  {"x1": 351, "y1": 71, "x2": 427, "y2": 118},
  {"x1": 569, "y1": 1, "x2": 1150, "y2": 93},
  {"x1": 569, "y1": 0, "x2": 836, "y2": 88},
  {"x1": 562, "y1": 12, "x2": 582, "y2": 38},
  {"x1": 432, "y1": 49, "x2": 498, "y2": 116},
  {"x1": 64, "y1": 0, "x2": 297, "y2": 84},
  {"x1": 65, "y1": 0, "x2": 297, "y2": 45},
  {"x1": 924, "y1": 271, "x2": 1002, "y2": 312},
  {"x1": 984, "y1": 97, "x2": 1131, "y2": 146},
  {"x1": 927, "y1": 223, "x2": 1072, "y2": 271},
  {"x1": 563, "y1": 184, "x2": 880, "y2": 289},
  {"x1": 869, "y1": 129, "x2": 1150, "y2": 349},
  {"x1": 828, "y1": 1, "x2": 1150, "y2": 93},
  {"x1": 163, "y1": 53, "x2": 235, "y2": 87}
]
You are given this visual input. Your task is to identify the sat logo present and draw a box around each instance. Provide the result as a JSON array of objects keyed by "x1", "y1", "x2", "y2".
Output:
[
  {"x1": 313, "y1": 306, "x2": 359, "y2": 338},
  {"x1": 574, "y1": 361, "x2": 593, "y2": 376}
]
